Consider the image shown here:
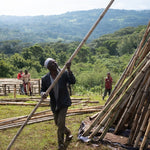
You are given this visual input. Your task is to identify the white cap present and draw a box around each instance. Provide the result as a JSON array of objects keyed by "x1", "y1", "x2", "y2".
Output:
[{"x1": 44, "y1": 58, "x2": 55, "y2": 68}]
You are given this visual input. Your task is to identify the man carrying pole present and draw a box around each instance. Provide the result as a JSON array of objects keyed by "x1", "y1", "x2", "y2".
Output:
[
  {"x1": 41, "y1": 58, "x2": 76, "y2": 150},
  {"x1": 7, "y1": 0, "x2": 114, "y2": 149}
]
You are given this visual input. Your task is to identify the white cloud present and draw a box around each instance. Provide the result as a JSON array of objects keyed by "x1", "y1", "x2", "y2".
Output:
[{"x1": 0, "y1": 0, "x2": 149, "y2": 16}]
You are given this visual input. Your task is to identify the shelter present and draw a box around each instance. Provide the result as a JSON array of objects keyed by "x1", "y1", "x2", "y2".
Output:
[{"x1": 79, "y1": 21, "x2": 150, "y2": 150}]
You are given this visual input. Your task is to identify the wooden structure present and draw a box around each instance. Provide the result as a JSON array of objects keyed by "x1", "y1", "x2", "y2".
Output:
[
  {"x1": 82, "y1": 21, "x2": 150, "y2": 150},
  {"x1": 0, "y1": 78, "x2": 41, "y2": 96}
]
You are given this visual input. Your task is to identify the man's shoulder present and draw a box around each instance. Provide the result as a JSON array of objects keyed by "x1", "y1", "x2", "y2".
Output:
[{"x1": 42, "y1": 72, "x2": 50, "y2": 79}]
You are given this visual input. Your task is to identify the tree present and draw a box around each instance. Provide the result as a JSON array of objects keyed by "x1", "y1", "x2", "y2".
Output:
[
  {"x1": 10, "y1": 53, "x2": 26, "y2": 68},
  {"x1": 0, "y1": 60, "x2": 14, "y2": 77}
]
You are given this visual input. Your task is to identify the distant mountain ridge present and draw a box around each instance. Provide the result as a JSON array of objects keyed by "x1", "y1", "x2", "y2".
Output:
[{"x1": 0, "y1": 9, "x2": 149, "y2": 43}]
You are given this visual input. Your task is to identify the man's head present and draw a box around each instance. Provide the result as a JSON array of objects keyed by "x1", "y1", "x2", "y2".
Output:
[
  {"x1": 107, "y1": 72, "x2": 110, "y2": 77},
  {"x1": 25, "y1": 70, "x2": 28, "y2": 74},
  {"x1": 44, "y1": 58, "x2": 58, "y2": 72}
]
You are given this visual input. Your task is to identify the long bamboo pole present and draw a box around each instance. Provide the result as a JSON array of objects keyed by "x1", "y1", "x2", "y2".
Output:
[
  {"x1": 7, "y1": 1, "x2": 115, "y2": 149},
  {"x1": 128, "y1": 75, "x2": 150, "y2": 145},
  {"x1": 134, "y1": 104, "x2": 150, "y2": 147},
  {"x1": 140, "y1": 120, "x2": 150, "y2": 150}
]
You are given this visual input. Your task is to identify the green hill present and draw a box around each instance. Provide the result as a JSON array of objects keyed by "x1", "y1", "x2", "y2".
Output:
[{"x1": 0, "y1": 9, "x2": 149, "y2": 43}]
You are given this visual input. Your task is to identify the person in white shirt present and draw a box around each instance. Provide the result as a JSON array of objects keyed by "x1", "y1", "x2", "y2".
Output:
[{"x1": 23, "y1": 69, "x2": 32, "y2": 95}]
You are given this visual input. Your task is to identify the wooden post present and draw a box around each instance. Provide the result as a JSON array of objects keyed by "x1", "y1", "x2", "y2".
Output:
[
  {"x1": 8, "y1": 86, "x2": 10, "y2": 93},
  {"x1": 3, "y1": 84, "x2": 6, "y2": 96},
  {"x1": 27, "y1": 82, "x2": 29, "y2": 96},
  {"x1": 38, "y1": 79, "x2": 40, "y2": 95},
  {"x1": 7, "y1": 1, "x2": 115, "y2": 149},
  {"x1": 14, "y1": 85, "x2": 16, "y2": 99}
]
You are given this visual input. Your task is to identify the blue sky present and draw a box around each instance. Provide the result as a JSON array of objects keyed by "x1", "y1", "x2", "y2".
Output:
[{"x1": 0, "y1": 0, "x2": 150, "y2": 16}]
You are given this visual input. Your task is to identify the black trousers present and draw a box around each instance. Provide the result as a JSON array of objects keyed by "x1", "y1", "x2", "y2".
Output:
[
  {"x1": 103, "y1": 88, "x2": 111, "y2": 99},
  {"x1": 54, "y1": 107, "x2": 71, "y2": 146}
]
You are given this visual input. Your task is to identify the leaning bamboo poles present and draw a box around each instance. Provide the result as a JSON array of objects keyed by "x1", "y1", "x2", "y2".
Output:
[
  {"x1": 90, "y1": 62, "x2": 150, "y2": 139},
  {"x1": 83, "y1": 51, "x2": 150, "y2": 137},
  {"x1": 83, "y1": 60, "x2": 150, "y2": 146},
  {"x1": 81, "y1": 21, "x2": 150, "y2": 149}
]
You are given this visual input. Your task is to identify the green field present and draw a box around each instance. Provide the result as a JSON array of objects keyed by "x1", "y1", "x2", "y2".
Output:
[{"x1": 0, "y1": 94, "x2": 110, "y2": 150}]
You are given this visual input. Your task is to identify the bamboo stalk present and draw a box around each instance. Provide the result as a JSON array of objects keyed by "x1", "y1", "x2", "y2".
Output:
[
  {"x1": 133, "y1": 97, "x2": 150, "y2": 147},
  {"x1": 99, "y1": 110, "x2": 119, "y2": 140},
  {"x1": 140, "y1": 120, "x2": 150, "y2": 150},
  {"x1": 134, "y1": 104, "x2": 150, "y2": 147},
  {"x1": 7, "y1": 1, "x2": 115, "y2": 149},
  {"x1": 129, "y1": 76, "x2": 150, "y2": 144},
  {"x1": 114, "y1": 91, "x2": 135, "y2": 133},
  {"x1": 0, "y1": 101, "x2": 49, "y2": 106},
  {"x1": 128, "y1": 22, "x2": 150, "y2": 75},
  {"x1": 136, "y1": 38, "x2": 150, "y2": 66}
]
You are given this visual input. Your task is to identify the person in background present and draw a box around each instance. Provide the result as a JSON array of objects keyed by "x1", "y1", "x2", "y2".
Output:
[
  {"x1": 103, "y1": 72, "x2": 112, "y2": 100},
  {"x1": 22, "y1": 69, "x2": 32, "y2": 96},
  {"x1": 41, "y1": 58, "x2": 76, "y2": 150},
  {"x1": 17, "y1": 70, "x2": 24, "y2": 94}
]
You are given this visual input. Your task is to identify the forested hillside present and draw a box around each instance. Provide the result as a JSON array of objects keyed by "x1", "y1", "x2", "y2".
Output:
[
  {"x1": 0, "y1": 9, "x2": 149, "y2": 44},
  {"x1": 0, "y1": 25, "x2": 147, "y2": 94}
]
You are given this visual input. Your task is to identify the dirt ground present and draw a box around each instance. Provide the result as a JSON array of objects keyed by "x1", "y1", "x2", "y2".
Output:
[{"x1": 79, "y1": 116, "x2": 136, "y2": 150}]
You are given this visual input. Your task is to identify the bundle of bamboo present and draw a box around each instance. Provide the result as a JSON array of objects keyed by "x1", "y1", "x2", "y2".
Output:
[
  {"x1": 81, "y1": 21, "x2": 150, "y2": 150},
  {"x1": 0, "y1": 106, "x2": 103, "y2": 130}
]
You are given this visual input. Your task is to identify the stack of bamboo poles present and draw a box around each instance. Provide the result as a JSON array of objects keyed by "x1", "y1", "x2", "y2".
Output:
[
  {"x1": 82, "y1": 21, "x2": 150, "y2": 150},
  {"x1": 0, "y1": 97, "x2": 98, "y2": 106},
  {"x1": 0, "y1": 106, "x2": 103, "y2": 130}
]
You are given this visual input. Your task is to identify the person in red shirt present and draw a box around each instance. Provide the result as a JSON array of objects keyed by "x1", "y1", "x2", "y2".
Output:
[
  {"x1": 17, "y1": 70, "x2": 24, "y2": 94},
  {"x1": 103, "y1": 72, "x2": 112, "y2": 100}
]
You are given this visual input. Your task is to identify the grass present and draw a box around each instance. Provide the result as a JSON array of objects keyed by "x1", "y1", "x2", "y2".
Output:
[{"x1": 0, "y1": 94, "x2": 110, "y2": 150}]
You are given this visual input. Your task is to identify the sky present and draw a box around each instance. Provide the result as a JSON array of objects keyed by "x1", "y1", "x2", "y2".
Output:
[{"x1": 0, "y1": 0, "x2": 150, "y2": 16}]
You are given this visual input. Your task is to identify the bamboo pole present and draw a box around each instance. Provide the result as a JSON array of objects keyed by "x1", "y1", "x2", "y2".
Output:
[
  {"x1": 128, "y1": 76, "x2": 150, "y2": 145},
  {"x1": 7, "y1": 2, "x2": 114, "y2": 149},
  {"x1": 140, "y1": 120, "x2": 150, "y2": 150},
  {"x1": 134, "y1": 105, "x2": 150, "y2": 147},
  {"x1": 133, "y1": 97, "x2": 150, "y2": 148},
  {"x1": 99, "y1": 110, "x2": 119, "y2": 140},
  {"x1": 128, "y1": 22, "x2": 150, "y2": 75},
  {"x1": 136, "y1": 38, "x2": 150, "y2": 66},
  {"x1": 114, "y1": 91, "x2": 135, "y2": 133}
]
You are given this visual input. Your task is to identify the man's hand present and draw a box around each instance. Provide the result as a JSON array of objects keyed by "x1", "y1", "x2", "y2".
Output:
[{"x1": 41, "y1": 92, "x2": 48, "y2": 99}]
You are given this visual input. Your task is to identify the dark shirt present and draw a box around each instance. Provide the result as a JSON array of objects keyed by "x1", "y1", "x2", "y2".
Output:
[
  {"x1": 105, "y1": 76, "x2": 112, "y2": 89},
  {"x1": 41, "y1": 71, "x2": 76, "y2": 113}
]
